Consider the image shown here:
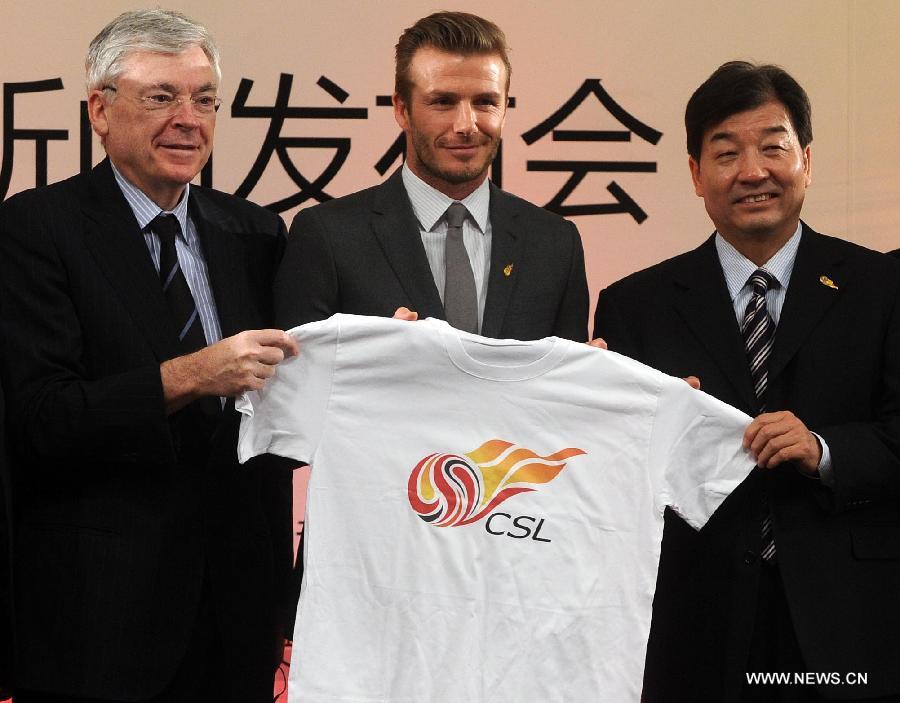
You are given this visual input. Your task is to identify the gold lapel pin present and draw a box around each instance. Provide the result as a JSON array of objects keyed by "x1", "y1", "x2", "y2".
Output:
[
  {"x1": 819, "y1": 275, "x2": 838, "y2": 290},
  {"x1": 503, "y1": 263, "x2": 514, "y2": 277}
]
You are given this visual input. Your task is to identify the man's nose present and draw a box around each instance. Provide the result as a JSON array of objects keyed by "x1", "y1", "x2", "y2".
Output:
[
  {"x1": 737, "y1": 151, "x2": 769, "y2": 182},
  {"x1": 170, "y1": 97, "x2": 201, "y2": 127},
  {"x1": 453, "y1": 102, "x2": 478, "y2": 135}
]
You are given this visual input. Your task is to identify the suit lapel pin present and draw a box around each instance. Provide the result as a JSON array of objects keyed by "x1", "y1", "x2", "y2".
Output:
[
  {"x1": 503, "y1": 263, "x2": 514, "y2": 277},
  {"x1": 819, "y1": 275, "x2": 838, "y2": 290}
]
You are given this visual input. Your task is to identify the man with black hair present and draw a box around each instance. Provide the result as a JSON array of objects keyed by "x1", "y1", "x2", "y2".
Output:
[{"x1": 595, "y1": 61, "x2": 900, "y2": 701}]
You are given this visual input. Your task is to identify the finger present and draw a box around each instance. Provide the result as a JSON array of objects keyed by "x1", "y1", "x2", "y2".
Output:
[
  {"x1": 749, "y1": 419, "x2": 794, "y2": 459},
  {"x1": 392, "y1": 307, "x2": 418, "y2": 321},
  {"x1": 755, "y1": 434, "x2": 791, "y2": 467},
  {"x1": 768, "y1": 432, "x2": 820, "y2": 472},
  {"x1": 255, "y1": 345, "x2": 286, "y2": 366},
  {"x1": 743, "y1": 412, "x2": 785, "y2": 449},
  {"x1": 755, "y1": 424, "x2": 813, "y2": 468},
  {"x1": 253, "y1": 362, "x2": 277, "y2": 380},
  {"x1": 587, "y1": 337, "x2": 608, "y2": 350},
  {"x1": 251, "y1": 329, "x2": 299, "y2": 357},
  {"x1": 682, "y1": 376, "x2": 701, "y2": 390}
]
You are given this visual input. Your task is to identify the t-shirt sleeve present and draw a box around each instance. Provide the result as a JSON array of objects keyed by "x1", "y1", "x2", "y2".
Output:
[
  {"x1": 648, "y1": 374, "x2": 756, "y2": 530},
  {"x1": 236, "y1": 317, "x2": 339, "y2": 465}
]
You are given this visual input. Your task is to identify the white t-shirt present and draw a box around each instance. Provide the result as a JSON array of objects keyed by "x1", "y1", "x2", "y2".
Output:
[{"x1": 237, "y1": 314, "x2": 755, "y2": 702}]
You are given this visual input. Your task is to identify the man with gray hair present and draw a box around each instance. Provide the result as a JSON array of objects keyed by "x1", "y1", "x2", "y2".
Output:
[{"x1": 0, "y1": 9, "x2": 297, "y2": 701}]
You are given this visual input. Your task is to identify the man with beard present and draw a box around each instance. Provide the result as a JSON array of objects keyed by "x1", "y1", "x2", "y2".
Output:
[{"x1": 274, "y1": 11, "x2": 588, "y2": 342}]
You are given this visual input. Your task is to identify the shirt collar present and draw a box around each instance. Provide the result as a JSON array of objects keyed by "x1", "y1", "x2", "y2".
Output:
[
  {"x1": 715, "y1": 222, "x2": 803, "y2": 300},
  {"x1": 401, "y1": 163, "x2": 490, "y2": 233},
  {"x1": 110, "y1": 161, "x2": 191, "y2": 237}
]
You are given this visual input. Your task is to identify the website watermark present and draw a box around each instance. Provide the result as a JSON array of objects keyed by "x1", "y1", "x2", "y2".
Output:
[{"x1": 746, "y1": 671, "x2": 868, "y2": 686}]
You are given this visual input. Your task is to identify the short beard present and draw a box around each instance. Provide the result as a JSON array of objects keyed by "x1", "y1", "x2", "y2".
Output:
[{"x1": 410, "y1": 129, "x2": 499, "y2": 186}]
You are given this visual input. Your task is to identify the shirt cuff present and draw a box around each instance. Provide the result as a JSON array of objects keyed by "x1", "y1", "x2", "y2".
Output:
[{"x1": 812, "y1": 432, "x2": 833, "y2": 486}]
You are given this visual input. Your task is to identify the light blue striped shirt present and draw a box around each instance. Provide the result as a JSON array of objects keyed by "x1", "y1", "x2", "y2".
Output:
[
  {"x1": 111, "y1": 163, "x2": 223, "y2": 348},
  {"x1": 715, "y1": 224, "x2": 801, "y2": 325},
  {"x1": 401, "y1": 164, "x2": 492, "y2": 332},
  {"x1": 714, "y1": 224, "x2": 832, "y2": 480}
]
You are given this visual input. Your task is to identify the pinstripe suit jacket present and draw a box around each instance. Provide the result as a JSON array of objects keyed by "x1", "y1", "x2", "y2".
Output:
[{"x1": 0, "y1": 159, "x2": 293, "y2": 699}]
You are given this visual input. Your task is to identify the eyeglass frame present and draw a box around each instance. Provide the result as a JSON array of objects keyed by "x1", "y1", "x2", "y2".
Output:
[{"x1": 101, "y1": 85, "x2": 221, "y2": 117}]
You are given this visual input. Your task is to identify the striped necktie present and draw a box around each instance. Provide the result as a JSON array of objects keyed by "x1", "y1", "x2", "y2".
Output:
[
  {"x1": 151, "y1": 214, "x2": 207, "y2": 353},
  {"x1": 741, "y1": 268, "x2": 778, "y2": 563}
]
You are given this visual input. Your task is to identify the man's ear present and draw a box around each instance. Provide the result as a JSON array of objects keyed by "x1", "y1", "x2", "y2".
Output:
[
  {"x1": 87, "y1": 90, "x2": 110, "y2": 141},
  {"x1": 688, "y1": 156, "x2": 704, "y2": 197},
  {"x1": 393, "y1": 92, "x2": 410, "y2": 132},
  {"x1": 803, "y1": 145, "x2": 812, "y2": 187}
]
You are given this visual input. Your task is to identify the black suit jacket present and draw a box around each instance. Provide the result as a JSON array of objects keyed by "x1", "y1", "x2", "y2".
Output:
[
  {"x1": 274, "y1": 169, "x2": 589, "y2": 341},
  {"x1": 594, "y1": 225, "x2": 900, "y2": 701},
  {"x1": 0, "y1": 381, "x2": 12, "y2": 697},
  {"x1": 0, "y1": 160, "x2": 294, "y2": 699}
]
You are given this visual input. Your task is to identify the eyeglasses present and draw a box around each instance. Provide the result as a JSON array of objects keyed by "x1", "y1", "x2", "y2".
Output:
[{"x1": 103, "y1": 86, "x2": 221, "y2": 117}]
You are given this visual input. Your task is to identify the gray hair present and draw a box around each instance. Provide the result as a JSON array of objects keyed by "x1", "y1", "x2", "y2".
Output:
[{"x1": 85, "y1": 9, "x2": 221, "y2": 92}]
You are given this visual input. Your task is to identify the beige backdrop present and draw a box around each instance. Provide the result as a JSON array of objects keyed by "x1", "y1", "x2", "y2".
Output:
[{"x1": 3, "y1": 0, "x2": 899, "y2": 561}]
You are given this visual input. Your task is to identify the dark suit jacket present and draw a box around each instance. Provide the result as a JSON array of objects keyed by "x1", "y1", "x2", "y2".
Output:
[
  {"x1": 0, "y1": 381, "x2": 12, "y2": 697},
  {"x1": 0, "y1": 160, "x2": 294, "y2": 700},
  {"x1": 594, "y1": 225, "x2": 900, "y2": 701},
  {"x1": 274, "y1": 169, "x2": 589, "y2": 341},
  {"x1": 891, "y1": 248, "x2": 900, "y2": 258}
]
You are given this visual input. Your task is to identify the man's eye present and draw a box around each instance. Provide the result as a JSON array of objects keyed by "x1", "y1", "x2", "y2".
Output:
[
  {"x1": 194, "y1": 95, "x2": 216, "y2": 107},
  {"x1": 147, "y1": 94, "x2": 175, "y2": 105}
]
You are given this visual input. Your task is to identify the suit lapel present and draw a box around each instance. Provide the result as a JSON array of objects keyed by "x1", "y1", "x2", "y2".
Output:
[
  {"x1": 370, "y1": 170, "x2": 444, "y2": 319},
  {"x1": 189, "y1": 191, "x2": 252, "y2": 338},
  {"x1": 671, "y1": 237, "x2": 758, "y2": 412},
  {"x1": 768, "y1": 225, "x2": 845, "y2": 384},
  {"x1": 481, "y1": 184, "x2": 522, "y2": 338},
  {"x1": 80, "y1": 160, "x2": 181, "y2": 362}
]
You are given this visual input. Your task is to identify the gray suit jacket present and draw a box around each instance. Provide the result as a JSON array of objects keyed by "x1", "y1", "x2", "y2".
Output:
[{"x1": 274, "y1": 169, "x2": 589, "y2": 342}]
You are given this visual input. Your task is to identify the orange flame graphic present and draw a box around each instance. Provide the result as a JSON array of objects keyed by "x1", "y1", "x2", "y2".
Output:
[{"x1": 407, "y1": 439, "x2": 585, "y2": 527}]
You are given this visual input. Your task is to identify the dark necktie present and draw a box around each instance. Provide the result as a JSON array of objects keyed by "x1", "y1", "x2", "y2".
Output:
[
  {"x1": 443, "y1": 202, "x2": 478, "y2": 334},
  {"x1": 741, "y1": 268, "x2": 777, "y2": 563},
  {"x1": 742, "y1": 269, "x2": 777, "y2": 411},
  {"x1": 151, "y1": 214, "x2": 207, "y2": 353}
]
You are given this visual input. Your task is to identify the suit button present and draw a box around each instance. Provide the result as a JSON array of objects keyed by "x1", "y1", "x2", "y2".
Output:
[{"x1": 743, "y1": 550, "x2": 758, "y2": 565}]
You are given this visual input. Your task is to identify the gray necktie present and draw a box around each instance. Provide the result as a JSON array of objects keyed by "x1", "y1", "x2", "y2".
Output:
[{"x1": 443, "y1": 202, "x2": 478, "y2": 334}]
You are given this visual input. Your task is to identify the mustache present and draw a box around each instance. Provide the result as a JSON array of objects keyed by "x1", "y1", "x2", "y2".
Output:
[{"x1": 436, "y1": 134, "x2": 491, "y2": 147}]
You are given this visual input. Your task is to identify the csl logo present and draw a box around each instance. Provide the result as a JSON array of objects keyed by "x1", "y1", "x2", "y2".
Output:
[
  {"x1": 407, "y1": 438, "x2": 585, "y2": 529},
  {"x1": 485, "y1": 513, "x2": 552, "y2": 542}
]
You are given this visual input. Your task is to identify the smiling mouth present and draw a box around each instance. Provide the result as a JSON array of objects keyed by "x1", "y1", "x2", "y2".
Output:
[
  {"x1": 737, "y1": 193, "x2": 775, "y2": 204},
  {"x1": 161, "y1": 144, "x2": 200, "y2": 151}
]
